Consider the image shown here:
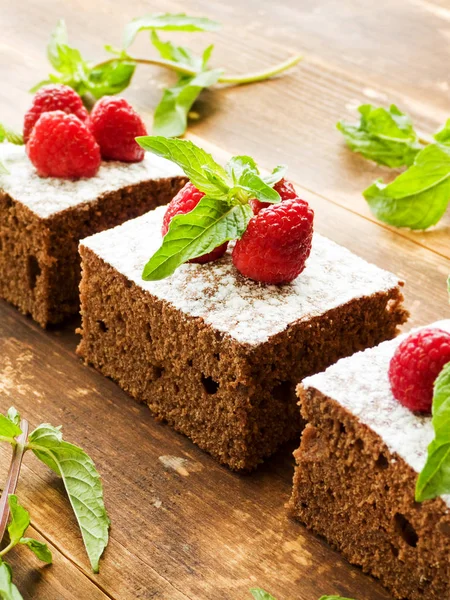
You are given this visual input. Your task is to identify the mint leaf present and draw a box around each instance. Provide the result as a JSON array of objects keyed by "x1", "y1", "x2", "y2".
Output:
[
  {"x1": 136, "y1": 136, "x2": 228, "y2": 197},
  {"x1": 237, "y1": 170, "x2": 281, "y2": 204},
  {"x1": 0, "y1": 562, "x2": 22, "y2": 600},
  {"x1": 6, "y1": 409, "x2": 20, "y2": 428},
  {"x1": 86, "y1": 59, "x2": 136, "y2": 99},
  {"x1": 262, "y1": 165, "x2": 287, "y2": 187},
  {"x1": 435, "y1": 119, "x2": 450, "y2": 145},
  {"x1": 47, "y1": 19, "x2": 69, "y2": 71},
  {"x1": 226, "y1": 156, "x2": 259, "y2": 182},
  {"x1": 416, "y1": 362, "x2": 450, "y2": 501},
  {"x1": 337, "y1": 104, "x2": 423, "y2": 168},
  {"x1": 153, "y1": 69, "x2": 222, "y2": 138},
  {"x1": 123, "y1": 13, "x2": 221, "y2": 49},
  {"x1": 0, "y1": 125, "x2": 24, "y2": 146},
  {"x1": 19, "y1": 538, "x2": 52, "y2": 564},
  {"x1": 249, "y1": 589, "x2": 277, "y2": 600},
  {"x1": 151, "y1": 31, "x2": 203, "y2": 71},
  {"x1": 0, "y1": 413, "x2": 22, "y2": 443},
  {"x1": 28, "y1": 424, "x2": 109, "y2": 573},
  {"x1": 7, "y1": 496, "x2": 29, "y2": 546},
  {"x1": 363, "y1": 143, "x2": 450, "y2": 229},
  {"x1": 142, "y1": 198, "x2": 252, "y2": 280}
]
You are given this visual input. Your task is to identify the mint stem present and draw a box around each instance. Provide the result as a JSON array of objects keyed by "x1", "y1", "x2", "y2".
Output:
[
  {"x1": 94, "y1": 53, "x2": 302, "y2": 84},
  {"x1": 218, "y1": 54, "x2": 303, "y2": 84},
  {"x1": 0, "y1": 420, "x2": 29, "y2": 546}
]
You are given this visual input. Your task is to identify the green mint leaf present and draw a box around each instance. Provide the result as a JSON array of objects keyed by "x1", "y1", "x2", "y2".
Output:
[
  {"x1": 153, "y1": 69, "x2": 223, "y2": 137},
  {"x1": 0, "y1": 413, "x2": 22, "y2": 443},
  {"x1": 142, "y1": 198, "x2": 252, "y2": 280},
  {"x1": 226, "y1": 156, "x2": 259, "y2": 183},
  {"x1": 47, "y1": 19, "x2": 69, "y2": 71},
  {"x1": 0, "y1": 562, "x2": 23, "y2": 600},
  {"x1": 19, "y1": 538, "x2": 52, "y2": 564},
  {"x1": 7, "y1": 496, "x2": 30, "y2": 546},
  {"x1": 337, "y1": 104, "x2": 423, "y2": 168},
  {"x1": 249, "y1": 589, "x2": 277, "y2": 600},
  {"x1": 136, "y1": 136, "x2": 228, "y2": 196},
  {"x1": 416, "y1": 362, "x2": 450, "y2": 502},
  {"x1": 435, "y1": 119, "x2": 450, "y2": 145},
  {"x1": 6, "y1": 409, "x2": 20, "y2": 428},
  {"x1": 202, "y1": 45, "x2": 214, "y2": 70},
  {"x1": 151, "y1": 31, "x2": 201, "y2": 70},
  {"x1": 0, "y1": 124, "x2": 24, "y2": 146},
  {"x1": 28, "y1": 424, "x2": 109, "y2": 573},
  {"x1": 237, "y1": 170, "x2": 281, "y2": 204},
  {"x1": 364, "y1": 143, "x2": 450, "y2": 229},
  {"x1": 85, "y1": 59, "x2": 136, "y2": 99},
  {"x1": 262, "y1": 165, "x2": 287, "y2": 186},
  {"x1": 123, "y1": 13, "x2": 221, "y2": 49}
]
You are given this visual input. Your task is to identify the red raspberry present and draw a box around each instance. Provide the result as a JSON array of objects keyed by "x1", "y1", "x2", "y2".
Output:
[
  {"x1": 232, "y1": 197, "x2": 314, "y2": 284},
  {"x1": 250, "y1": 178, "x2": 298, "y2": 214},
  {"x1": 389, "y1": 328, "x2": 450, "y2": 413},
  {"x1": 23, "y1": 84, "x2": 89, "y2": 142},
  {"x1": 162, "y1": 182, "x2": 228, "y2": 263},
  {"x1": 89, "y1": 97, "x2": 147, "y2": 162},
  {"x1": 27, "y1": 111, "x2": 101, "y2": 179}
]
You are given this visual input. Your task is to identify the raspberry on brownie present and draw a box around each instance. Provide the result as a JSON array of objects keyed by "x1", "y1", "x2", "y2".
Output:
[
  {"x1": 0, "y1": 143, "x2": 186, "y2": 326},
  {"x1": 290, "y1": 320, "x2": 450, "y2": 600},
  {"x1": 77, "y1": 204, "x2": 408, "y2": 470}
]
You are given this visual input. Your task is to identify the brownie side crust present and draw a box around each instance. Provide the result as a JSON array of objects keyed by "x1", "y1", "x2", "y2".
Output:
[
  {"x1": 0, "y1": 176, "x2": 186, "y2": 326},
  {"x1": 77, "y1": 245, "x2": 408, "y2": 470},
  {"x1": 289, "y1": 386, "x2": 450, "y2": 600}
]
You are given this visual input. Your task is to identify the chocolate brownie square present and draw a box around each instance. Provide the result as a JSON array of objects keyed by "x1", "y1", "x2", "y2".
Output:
[
  {"x1": 290, "y1": 320, "x2": 450, "y2": 600},
  {"x1": 77, "y1": 205, "x2": 408, "y2": 471},
  {"x1": 0, "y1": 143, "x2": 186, "y2": 326}
]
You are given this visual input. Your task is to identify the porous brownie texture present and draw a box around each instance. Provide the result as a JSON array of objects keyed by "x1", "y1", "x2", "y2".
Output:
[
  {"x1": 77, "y1": 207, "x2": 408, "y2": 471},
  {"x1": 289, "y1": 321, "x2": 450, "y2": 600},
  {"x1": 0, "y1": 144, "x2": 186, "y2": 326}
]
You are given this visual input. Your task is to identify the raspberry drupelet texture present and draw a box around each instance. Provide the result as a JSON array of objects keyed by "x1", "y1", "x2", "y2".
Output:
[
  {"x1": 89, "y1": 97, "x2": 147, "y2": 162},
  {"x1": 27, "y1": 111, "x2": 101, "y2": 179},
  {"x1": 250, "y1": 178, "x2": 298, "y2": 214},
  {"x1": 389, "y1": 327, "x2": 450, "y2": 413},
  {"x1": 23, "y1": 84, "x2": 89, "y2": 142},
  {"x1": 162, "y1": 182, "x2": 228, "y2": 263},
  {"x1": 232, "y1": 197, "x2": 314, "y2": 284}
]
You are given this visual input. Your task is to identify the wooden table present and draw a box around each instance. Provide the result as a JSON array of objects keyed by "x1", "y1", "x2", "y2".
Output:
[{"x1": 1, "y1": 0, "x2": 449, "y2": 598}]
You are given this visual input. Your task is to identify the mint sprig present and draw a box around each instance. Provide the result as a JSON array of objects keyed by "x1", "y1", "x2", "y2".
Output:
[
  {"x1": 364, "y1": 143, "x2": 450, "y2": 230},
  {"x1": 338, "y1": 103, "x2": 450, "y2": 229},
  {"x1": 137, "y1": 137, "x2": 284, "y2": 280},
  {"x1": 416, "y1": 362, "x2": 450, "y2": 502},
  {"x1": 337, "y1": 104, "x2": 423, "y2": 168},
  {"x1": 0, "y1": 408, "x2": 110, "y2": 597},
  {"x1": 33, "y1": 16, "x2": 301, "y2": 137}
]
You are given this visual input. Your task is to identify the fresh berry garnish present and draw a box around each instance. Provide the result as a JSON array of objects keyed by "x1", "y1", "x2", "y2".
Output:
[
  {"x1": 389, "y1": 328, "x2": 450, "y2": 413},
  {"x1": 23, "y1": 84, "x2": 89, "y2": 142},
  {"x1": 232, "y1": 197, "x2": 314, "y2": 284},
  {"x1": 162, "y1": 182, "x2": 228, "y2": 263},
  {"x1": 250, "y1": 178, "x2": 297, "y2": 214},
  {"x1": 89, "y1": 97, "x2": 147, "y2": 162},
  {"x1": 27, "y1": 111, "x2": 101, "y2": 179}
]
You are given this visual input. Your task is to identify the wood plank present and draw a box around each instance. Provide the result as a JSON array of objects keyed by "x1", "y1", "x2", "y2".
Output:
[{"x1": 1, "y1": 0, "x2": 449, "y2": 258}]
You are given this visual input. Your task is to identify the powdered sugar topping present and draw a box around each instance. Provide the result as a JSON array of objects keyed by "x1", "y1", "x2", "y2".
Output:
[
  {"x1": 303, "y1": 320, "x2": 450, "y2": 507},
  {"x1": 0, "y1": 142, "x2": 183, "y2": 218},
  {"x1": 81, "y1": 205, "x2": 401, "y2": 345}
]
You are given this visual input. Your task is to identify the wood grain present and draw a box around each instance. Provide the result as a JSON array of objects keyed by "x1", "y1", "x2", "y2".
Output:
[{"x1": 0, "y1": 0, "x2": 449, "y2": 598}]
